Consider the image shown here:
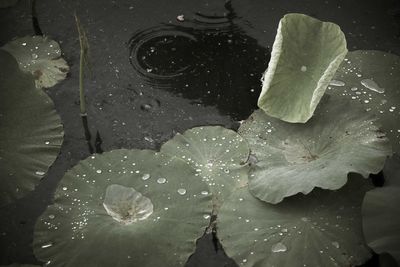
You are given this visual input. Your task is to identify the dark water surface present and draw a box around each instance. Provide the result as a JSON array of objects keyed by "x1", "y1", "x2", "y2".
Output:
[{"x1": 0, "y1": 0, "x2": 400, "y2": 265}]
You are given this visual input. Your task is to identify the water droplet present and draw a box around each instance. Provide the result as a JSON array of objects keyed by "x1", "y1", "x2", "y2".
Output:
[
  {"x1": 48, "y1": 214, "x2": 55, "y2": 219},
  {"x1": 35, "y1": 171, "x2": 45, "y2": 176},
  {"x1": 62, "y1": 187, "x2": 67, "y2": 191},
  {"x1": 329, "y1": 80, "x2": 345, "y2": 86},
  {"x1": 45, "y1": 141, "x2": 50, "y2": 145},
  {"x1": 350, "y1": 87, "x2": 358, "y2": 91},
  {"x1": 224, "y1": 169, "x2": 230, "y2": 174},
  {"x1": 96, "y1": 169, "x2": 102, "y2": 174},
  {"x1": 177, "y1": 188, "x2": 186, "y2": 195},
  {"x1": 176, "y1": 14, "x2": 185, "y2": 22},
  {"x1": 360, "y1": 79, "x2": 385, "y2": 93},
  {"x1": 157, "y1": 177, "x2": 167, "y2": 184},
  {"x1": 301, "y1": 217, "x2": 309, "y2": 222},
  {"x1": 41, "y1": 243, "x2": 53, "y2": 249},
  {"x1": 242, "y1": 259, "x2": 248, "y2": 263},
  {"x1": 141, "y1": 173, "x2": 150, "y2": 180},
  {"x1": 271, "y1": 242, "x2": 287, "y2": 253},
  {"x1": 331, "y1": 241, "x2": 340, "y2": 248},
  {"x1": 201, "y1": 191, "x2": 209, "y2": 196},
  {"x1": 21, "y1": 42, "x2": 27, "y2": 46},
  {"x1": 300, "y1": 65, "x2": 307, "y2": 72},
  {"x1": 31, "y1": 53, "x2": 38, "y2": 60},
  {"x1": 203, "y1": 214, "x2": 210, "y2": 219}
]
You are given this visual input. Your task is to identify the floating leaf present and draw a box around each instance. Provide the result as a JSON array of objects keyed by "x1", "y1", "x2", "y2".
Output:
[
  {"x1": 34, "y1": 149, "x2": 212, "y2": 267},
  {"x1": 239, "y1": 95, "x2": 391, "y2": 204},
  {"x1": 161, "y1": 126, "x2": 249, "y2": 208},
  {"x1": 258, "y1": 13, "x2": 347, "y2": 123},
  {"x1": 362, "y1": 155, "x2": 400, "y2": 264},
  {"x1": 329, "y1": 50, "x2": 400, "y2": 154},
  {"x1": 1, "y1": 36, "x2": 69, "y2": 89},
  {"x1": 218, "y1": 177, "x2": 372, "y2": 267},
  {"x1": 0, "y1": 50, "x2": 63, "y2": 206}
]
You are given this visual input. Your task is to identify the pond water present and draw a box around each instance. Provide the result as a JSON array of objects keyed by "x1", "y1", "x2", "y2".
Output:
[{"x1": 0, "y1": 0, "x2": 400, "y2": 266}]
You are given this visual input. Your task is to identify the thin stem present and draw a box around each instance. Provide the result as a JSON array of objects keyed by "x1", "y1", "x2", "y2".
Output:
[{"x1": 75, "y1": 13, "x2": 86, "y2": 116}]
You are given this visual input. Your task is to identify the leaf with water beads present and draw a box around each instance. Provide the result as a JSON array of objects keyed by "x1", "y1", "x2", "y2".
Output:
[
  {"x1": 0, "y1": 50, "x2": 63, "y2": 206},
  {"x1": 217, "y1": 176, "x2": 372, "y2": 267},
  {"x1": 362, "y1": 155, "x2": 400, "y2": 264},
  {"x1": 1, "y1": 36, "x2": 69, "y2": 89},
  {"x1": 258, "y1": 13, "x2": 347, "y2": 123},
  {"x1": 161, "y1": 126, "x2": 250, "y2": 206},
  {"x1": 33, "y1": 149, "x2": 212, "y2": 267},
  {"x1": 329, "y1": 50, "x2": 400, "y2": 154},
  {"x1": 239, "y1": 94, "x2": 391, "y2": 204}
]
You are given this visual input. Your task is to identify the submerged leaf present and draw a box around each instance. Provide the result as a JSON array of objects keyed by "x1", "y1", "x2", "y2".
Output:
[
  {"x1": 1, "y1": 36, "x2": 69, "y2": 89},
  {"x1": 0, "y1": 50, "x2": 63, "y2": 206},
  {"x1": 258, "y1": 13, "x2": 347, "y2": 123},
  {"x1": 362, "y1": 155, "x2": 400, "y2": 264},
  {"x1": 329, "y1": 50, "x2": 400, "y2": 154},
  {"x1": 218, "y1": 177, "x2": 372, "y2": 267},
  {"x1": 239, "y1": 94, "x2": 391, "y2": 204},
  {"x1": 161, "y1": 126, "x2": 249, "y2": 208},
  {"x1": 34, "y1": 149, "x2": 212, "y2": 267}
]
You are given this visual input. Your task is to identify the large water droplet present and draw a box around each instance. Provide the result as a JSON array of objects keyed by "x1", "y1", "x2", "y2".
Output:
[
  {"x1": 41, "y1": 243, "x2": 53, "y2": 249},
  {"x1": 360, "y1": 79, "x2": 385, "y2": 93},
  {"x1": 177, "y1": 188, "x2": 187, "y2": 195},
  {"x1": 157, "y1": 177, "x2": 167, "y2": 184},
  {"x1": 271, "y1": 242, "x2": 287, "y2": 253},
  {"x1": 141, "y1": 173, "x2": 151, "y2": 180},
  {"x1": 329, "y1": 80, "x2": 345, "y2": 86},
  {"x1": 35, "y1": 171, "x2": 45, "y2": 176},
  {"x1": 96, "y1": 169, "x2": 102, "y2": 174}
]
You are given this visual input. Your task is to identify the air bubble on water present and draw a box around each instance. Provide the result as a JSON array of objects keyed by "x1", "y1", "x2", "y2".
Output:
[
  {"x1": 177, "y1": 188, "x2": 187, "y2": 195},
  {"x1": 141, "y1": 173, "x2": 150, "y2": 180},
  {"x1": 360, "y1": 79, "x2": 385, "y2": 93},
  {"x1": 157, "y1": 177, "x2": 167, "y2": 184},
  {"x1": 329, "y1": 80, "x2": 345, "y2": 87},
  {"x1": 271, "y1": 242, "x2": 287, "y2": 253}
]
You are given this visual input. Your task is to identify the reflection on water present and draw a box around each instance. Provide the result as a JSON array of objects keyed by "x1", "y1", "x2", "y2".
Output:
[{"x1": 128, "y1": 1, "x2": 270, "y2": 120}]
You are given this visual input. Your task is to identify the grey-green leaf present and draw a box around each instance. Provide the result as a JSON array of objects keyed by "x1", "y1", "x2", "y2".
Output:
[
  {"x1": 1, "y1": 36, "x2": 69, "y2": 89},
  {"x1": 0, "y1": 50, "x2": 63, "y2": 206},
  {"x1": 218, "y1": 176, "x2": 372, "y2": 267},
  {"x1": 258, "y1": 13, "x2": 347, "y2": 123},
  {"x1": 34, "y1": 149, "x2": 212, "y2": 267},
  {"x1": 329, "y1": 50, "x2": 400, "y2": 154},
  {"x1": 161, "y1": 126, "x2": 249, "y2": 208},
  {"x1": 239, "y1": 94, "x2": 391, "y2": 204},
  {"x1": 362, "y1": 155, "x2": 400, "y2": 264}
]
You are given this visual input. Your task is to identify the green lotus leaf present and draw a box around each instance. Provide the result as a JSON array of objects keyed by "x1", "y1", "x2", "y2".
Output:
[
  {"x1": 161, "y1": 126, "x2": 250, "y2": 208},
  {"x1": 33, "y1": 149, "x2": 212, "y2": 267},
  {"x1": 218, "y1": 176, "x2": 372, "y2": 267},
  {"x1": 239, "y1": 94, "x2": 391, "y2": 204},
  {"x1": 1, "y1": 36, "x2": 69, "y2": 89},
  {"x1": 362, "y1": 155, "x2": 400, "y2": 264},
  {"x1": 0, "y1": 50, "x2": 63, "y2": 206},
  {"x1": 0, "y1": 0, "x2": 18, "y2": 8},
  {"x1": 329, "y1": 50, "x2": 400, "y2": 154},
  {"x1": 258, "y1": 13, "x2": 347, "y2": 123}
]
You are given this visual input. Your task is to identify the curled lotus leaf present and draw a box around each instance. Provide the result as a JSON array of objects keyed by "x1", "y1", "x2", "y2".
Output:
[{"x1": 258, "y1": 13, "x2": 347, "y2": 123}]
